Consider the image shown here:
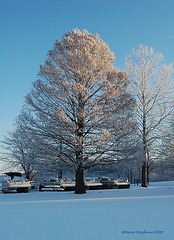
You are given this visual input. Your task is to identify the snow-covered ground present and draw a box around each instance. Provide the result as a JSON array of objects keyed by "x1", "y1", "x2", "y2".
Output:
[{"x1": 0, "y1": 181, "x2": 174, "y2": 240}]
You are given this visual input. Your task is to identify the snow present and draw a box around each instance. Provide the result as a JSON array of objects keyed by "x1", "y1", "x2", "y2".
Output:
[{"x1": 0, "y1": 181, "x2": 174, "y2": 240}]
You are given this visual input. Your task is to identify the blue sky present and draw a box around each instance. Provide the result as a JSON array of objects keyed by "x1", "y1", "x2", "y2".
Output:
[{"x1": 0, "y1": 0, "x2": 174, "y2": 170}]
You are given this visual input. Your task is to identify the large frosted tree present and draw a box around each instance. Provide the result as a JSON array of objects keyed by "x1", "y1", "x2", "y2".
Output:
[
  {"x1": 26, "y1": 29, "x2": 135, "y2": 193},
  {"x1": 126, "y1": 45, "x2": 173, "y2": 187}
]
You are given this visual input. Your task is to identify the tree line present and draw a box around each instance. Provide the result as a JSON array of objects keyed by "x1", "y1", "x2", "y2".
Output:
[{"x1": 1, "y1": 29, "x2": 173, "y2": 193}]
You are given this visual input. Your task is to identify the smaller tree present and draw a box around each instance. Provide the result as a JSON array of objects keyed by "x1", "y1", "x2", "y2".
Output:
[
  {"x1": 1, "y1": 127, "x2": 39, "y2": 181},
  {"x1": 126, "y1": 45, "x2": 174, "y2": 186}
]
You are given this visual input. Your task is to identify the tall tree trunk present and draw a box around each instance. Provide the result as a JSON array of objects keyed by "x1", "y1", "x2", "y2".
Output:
[
  {"x1": 147, "y1": 161, "x2": 149, "y2": 185},
  {"x1": 74, "y1": 92, "x2": 86, "y2": 194},
  {"x1": 141, "y1": 162, "x2": 147, "y2": 187},
  {"x1": 142, "y1": 93, "x2": 148, "y2": 187},
  {"x1": 75, "y1": 167, "x2": 86, "y2": 194}
]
